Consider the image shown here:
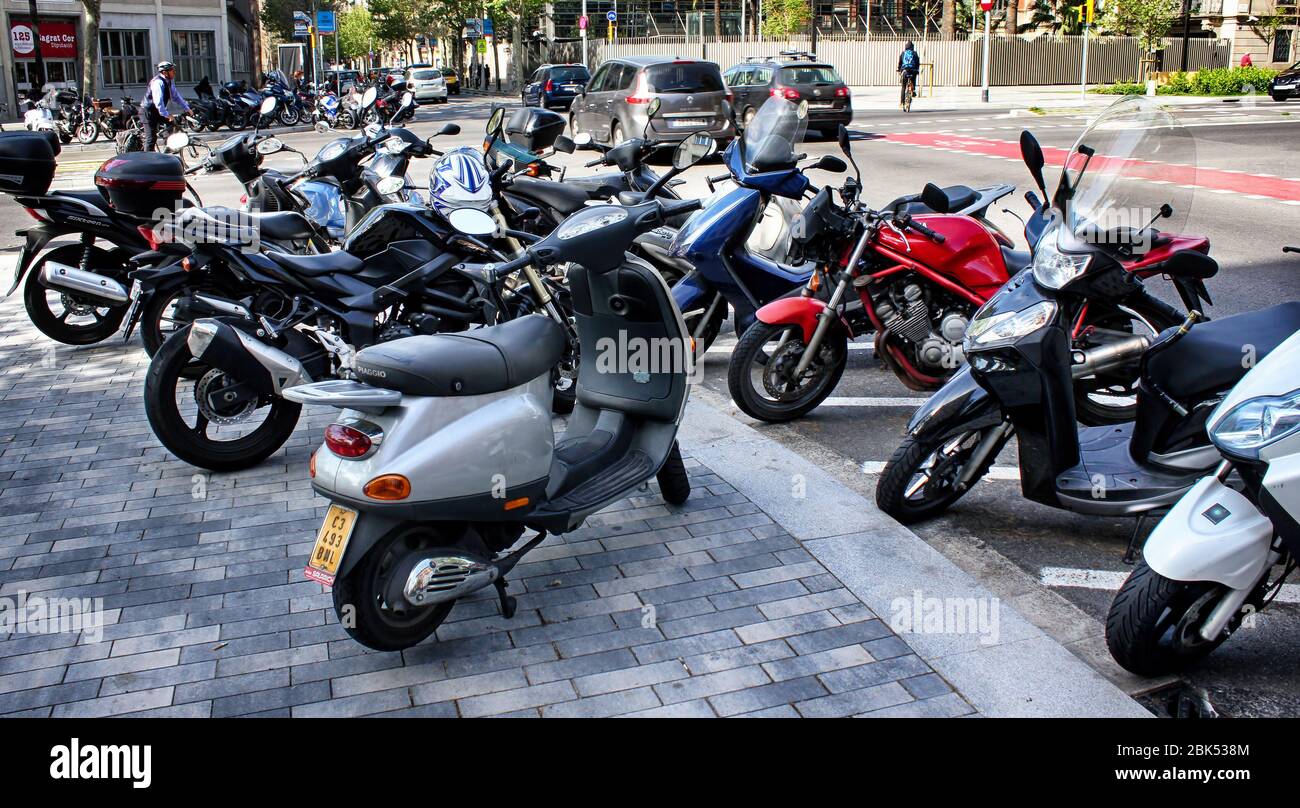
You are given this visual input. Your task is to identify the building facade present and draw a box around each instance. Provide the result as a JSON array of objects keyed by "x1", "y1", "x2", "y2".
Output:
[{"x1": 1, "y1": 0, "x2": 256, "y2": 113}]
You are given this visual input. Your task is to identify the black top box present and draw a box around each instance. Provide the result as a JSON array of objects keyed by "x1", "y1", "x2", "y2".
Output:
[
  {"x1": 505, "y1": 107, "x2": 566, "y2": 152},
  {"x1": 0, "y1": 131, "x2": 58, "y2": 195},
  {"x1": 94, "y1": 152, "x2": 186, "y2": 220}
]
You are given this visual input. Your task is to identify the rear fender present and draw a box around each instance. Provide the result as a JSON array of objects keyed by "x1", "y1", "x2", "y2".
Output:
[
  {"x1": 5, "y1": 224, "x2": 57, "y2": 296},
  {"x1": 334, "y1": 513, "x2": 405, "y2": 580},
  {"x1": 907, "y1": 366, "x2": 1003, "y2": 438}
]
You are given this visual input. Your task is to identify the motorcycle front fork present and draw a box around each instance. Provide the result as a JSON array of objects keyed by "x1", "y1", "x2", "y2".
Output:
[{"x1": 791, "y1": 228, "x2": 873, "y2": 379}]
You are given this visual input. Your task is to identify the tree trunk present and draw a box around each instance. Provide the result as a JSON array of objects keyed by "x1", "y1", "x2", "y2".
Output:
[
  {"x1": 1006, "y1": 0, "x2": 1019, "y2": 35},
  {"x1": 79, "y1": 0, "x2": 101, "y2": 100},
  {"x1": 714, "y1": 0, "x2": 722, "y2": 37},
  {"x1": 941, "y1": 0, "x2": 956, "y2": 39},
  {"x1": 27, "y1": 0, "x2": 46, "y2": 96},
  {"x1": 249, "y1": 0, "x2": 264, "y2": 78}
]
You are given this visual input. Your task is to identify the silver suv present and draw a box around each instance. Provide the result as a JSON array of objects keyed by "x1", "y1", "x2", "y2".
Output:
[{"x1": 570, "y1": 56, "x2": 735, "y2": 146}]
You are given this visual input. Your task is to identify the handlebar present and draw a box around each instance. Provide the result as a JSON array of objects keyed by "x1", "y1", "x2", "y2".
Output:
[
  {"x1": 584, "y1": 157, "x2": 605, "y2": 168},
  {"x1": 1285, "y1": 246, "x2": 1299, "y2": 254},
  {"x1": 896, "y1": 214, "x2": 945, "y2": 244}
]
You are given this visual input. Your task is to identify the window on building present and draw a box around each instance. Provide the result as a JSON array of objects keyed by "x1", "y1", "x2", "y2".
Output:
[
  {"x1": 100, "y1": 30, "x2": 150, "y2": 87},
  {"x1": 171, "y1": 31, "x2": 217, "y2": 83},
  {"x1": 1275, "y1": 29, "x2": 1293, "y2": 64},
  {"x1": 229, "y1": 30, "x2": 249, "y2": 75}
]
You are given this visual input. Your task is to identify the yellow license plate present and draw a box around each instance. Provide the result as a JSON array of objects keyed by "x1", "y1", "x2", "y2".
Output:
[{"x1": 305, "y1": 505, "x2": 357, "y2": 586}]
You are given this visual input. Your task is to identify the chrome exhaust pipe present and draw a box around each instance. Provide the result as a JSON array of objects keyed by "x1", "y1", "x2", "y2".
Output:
[
  {"x1": 38, "y1": 261, "x2": 129, "y2": 304},
  {"x1": 1071, "y1": 334, "x2": 1152, "y2": 380},
  {"x1": 401, "y1": 555, "x2": 499, "y2": 607}
]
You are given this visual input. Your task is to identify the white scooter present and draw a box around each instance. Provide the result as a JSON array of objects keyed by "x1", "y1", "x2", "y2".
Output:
[
  {"x1": 282, "y1": 135, "x2": 716, "y2": 651},
  {"x1": 1106, "y1": 247, "x2": 1300, "y2": 676}
]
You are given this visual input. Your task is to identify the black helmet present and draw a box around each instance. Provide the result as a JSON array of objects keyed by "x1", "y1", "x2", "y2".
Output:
[{"x1": 905, "y1": 41, "x2": 914, "y2": 50}]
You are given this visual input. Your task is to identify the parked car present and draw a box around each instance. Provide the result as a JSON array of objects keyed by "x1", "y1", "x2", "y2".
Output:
[
  {"x1": 570, "y1": 55, "x2": 734, "y2": 146},
  {"x1": 408, "y1": 66, "x2": 449, "y2": 104},
  {"x1": 440, "y1": 67, "x2": 460, "y2": 95},
  {"x1": 325, "y1": 70, "x2": 362, "y2": 93},
  {"x1": 724, "y1": 51, "x2": 851, "y2": 134},
  {"x1": 522, "y1": 63, "x2": 591, "y2": 110},
  {"x1": 1270, "y1": 60, "x2": 1299, "y2": 102}
]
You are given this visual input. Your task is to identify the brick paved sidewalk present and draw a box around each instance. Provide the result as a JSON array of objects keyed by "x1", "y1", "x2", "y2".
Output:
[{"x1": 0, "y1": 295, "x2": 973, "y2": 718}]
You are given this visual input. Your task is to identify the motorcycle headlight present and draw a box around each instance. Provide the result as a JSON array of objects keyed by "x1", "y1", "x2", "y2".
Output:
[
  {"x1": 964, "y1": 300, "x2": 1057, "y2": 352},
  {"x1": 1032, "y1": 238, "x2": 1091, "y2": 290},
  {"x1": 1210, "y1": 389, "x2": 1300, "y2": 458}
]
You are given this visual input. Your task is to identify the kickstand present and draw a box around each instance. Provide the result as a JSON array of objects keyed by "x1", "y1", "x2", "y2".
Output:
[
  {"x1": 1123, "y1": 514, "x2": 1147, "y2": 565},
  {"x1": 493, "y1": 578, "x2": 517, "y2": 620}
]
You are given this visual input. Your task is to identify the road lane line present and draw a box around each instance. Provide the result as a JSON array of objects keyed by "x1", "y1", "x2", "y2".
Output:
[
  {"x1": 823, "y1": 396, "x2": 928, "y2": 407},
  {"x1": 1040, "y1": 566, "x2": 1300, "y2": 603}
]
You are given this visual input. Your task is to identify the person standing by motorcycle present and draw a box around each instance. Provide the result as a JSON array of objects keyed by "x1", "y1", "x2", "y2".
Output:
[
  {"x1": 141, "y1": 61, "x2": 191, "y2": 151},
  {"x1": 898, "y1": 41, "x2": 920, "y2": 111}
]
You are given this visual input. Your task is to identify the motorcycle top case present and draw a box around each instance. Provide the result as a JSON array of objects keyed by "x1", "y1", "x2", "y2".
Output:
[
  {"x1": 94, "y1": 152, "x2": 186, "y2": 219},
  {"x1": 0, "y1": 131, "x2": 58, "y2": 194},
  {"x1": 505, "y1": 107, "x2": 566, "y2": 152}
]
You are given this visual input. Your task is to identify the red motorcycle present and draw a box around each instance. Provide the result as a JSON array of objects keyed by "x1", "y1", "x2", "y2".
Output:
[{"x1": 726, "y1": 125, "x2": 1202, "y2": 425}]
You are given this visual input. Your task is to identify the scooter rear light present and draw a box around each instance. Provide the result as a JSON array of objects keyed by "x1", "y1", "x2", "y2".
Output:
[
  {"x1": 504, "y1": 496, "x2": 530, "y2": 511},
  {"x1": 137, "y1": 224, "x2": 163, "y2": 250},
  {"x1": 364, "y1": 474, "x2": 411, "y2": 500},
  {"x1": 324, "y1": 424, "x2": 372, "y2": 458}
]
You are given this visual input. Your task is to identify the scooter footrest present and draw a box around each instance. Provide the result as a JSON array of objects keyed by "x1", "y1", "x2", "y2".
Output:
[{"x1": 540, "y1": 450, "x2": 653, "y2": 513}]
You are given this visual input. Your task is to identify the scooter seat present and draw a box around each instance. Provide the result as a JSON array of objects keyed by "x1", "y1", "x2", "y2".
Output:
[
  {"x1": 250, "y1": 211, "x2": 318, "y2": 243},
  {"x1": 1148, "y1": 302, "x2": 1300, "y2": 400},
  {"x1": 353, "y1": 315, "x2": 567, "y2": 397},
  {"x1": 51, "y1": 189, "x2": 111, "y2": 211},
  {"x1": 267, "y1": 248, "x2": 363, "y2": 276},
  {"x1": 509, "y1": 177, "x2": 594, "y2": 216}
]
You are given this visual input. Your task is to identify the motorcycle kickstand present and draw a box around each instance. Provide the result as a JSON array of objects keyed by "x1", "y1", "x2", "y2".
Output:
[
  {"x1": 489, "y1": 529, "x2": 548, "y2": 619},
  {"x1": 1123, "y1": 514, "x2": 1148, "y2": 565}
]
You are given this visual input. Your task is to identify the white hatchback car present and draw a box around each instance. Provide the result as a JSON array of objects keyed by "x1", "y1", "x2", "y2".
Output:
[{"x1": 408, "y1": 67, "x2": 449, "y2": 104}]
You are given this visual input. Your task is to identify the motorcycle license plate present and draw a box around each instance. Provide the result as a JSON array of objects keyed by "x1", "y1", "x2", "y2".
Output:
[{"x1": 305, "y1": 504, "x2": 357, "y2": 586}]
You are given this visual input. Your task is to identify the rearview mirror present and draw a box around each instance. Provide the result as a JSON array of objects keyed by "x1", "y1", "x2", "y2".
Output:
[
  {"x1": 165, "y1": 132, "x2": 190, "y2": 152},
  {"x1": 361, "y1": 86, "x2": 378, "y2": 109},
  {"x1": 486, "y1": 107, "x2": 505, "y2": 137},
  {"x1": 447, "y1": 207, "x2": 497, "y2": 236},
  {"x1": 921, "y1": 183, "x2": 952, "y2": 214},
  {"x1": 438, "y1": 123, "x2": 460, "y2": 136},
  {"x1": 672, "y1": 132, "x2": 717, "y2": 170},
  {"x1": 255, "y1": 137, "x2": 284, "y2": 155},
  {"x1": 646, "y1": 97, "x2": 662, "y2": 119},
  {"x1": 259, "y1": 96, "x2": 277, "y2": 116},
  {"x1": 1019, "y1": 130, "x2": 1047, "y2": 196},
  {"x1": 837, "y1": 124, "x2": 851, "y2": 156},
  {"x1": 553, "y1": 135, "x2": 575, "y2": 154},
  {"x1": 573, "y1": 132, "x2": 593, "y2": 148},
  {"x1": 375, "y1": 175, "x2": 405, "y2": 195},
  {"x1": 811, "y1": 155, "x2": 847, "y2": 173},
  {"x1": 400, "y1": 91, "x2": 414, "y2": 108}
]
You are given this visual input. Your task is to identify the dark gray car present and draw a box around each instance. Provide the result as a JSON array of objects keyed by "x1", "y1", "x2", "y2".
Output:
[
  {"x1": 724, "y1": 52, "x2": 852, "y2": 134},
  {"x1": 571, "y1": 56, "x2": 735, "y2": 146}
]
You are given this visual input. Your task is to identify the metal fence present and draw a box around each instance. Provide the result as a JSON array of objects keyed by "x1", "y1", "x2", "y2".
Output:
[{"x1": 576, "y1": 35, "x2": 1232, "y2": 86}]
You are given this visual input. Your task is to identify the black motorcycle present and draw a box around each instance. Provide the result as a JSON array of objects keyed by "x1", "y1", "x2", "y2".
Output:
[{"x1": 187, "y1": 77, "x2": 234, "y2": 132}]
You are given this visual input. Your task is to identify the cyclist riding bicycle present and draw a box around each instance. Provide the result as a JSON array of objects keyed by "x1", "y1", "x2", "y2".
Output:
[{"x1": 898, "y1": 41, "x2": 920, "y2": 111}]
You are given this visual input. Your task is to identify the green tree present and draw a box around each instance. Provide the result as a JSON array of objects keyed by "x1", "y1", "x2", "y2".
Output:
[
  {"x1": 79, "y1": 0, "x2": 101, "y2": 98},
  {"x1": 760, "y1": 0, "x2": 811, "y2": 38},
  {"x1": 1101, "y1": 0, "x2": 1179, "y2": 56},
  {"x1": 336, "y1": 5, "x2": 373, "y2": 61}
]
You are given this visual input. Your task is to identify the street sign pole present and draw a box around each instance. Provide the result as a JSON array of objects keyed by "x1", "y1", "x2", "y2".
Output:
[
  {"x1": 980, "y1": 8, "x2": 991, "y2": 102},
  {"x1": 1081, "y1": 23, "x2": 1090, "y2": 98},
  {"x1": 581, "y1": 0, "x2": 588, "y2": 67}
]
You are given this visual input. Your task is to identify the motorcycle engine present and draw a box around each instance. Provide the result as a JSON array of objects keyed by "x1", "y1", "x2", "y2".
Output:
[{"x1": 874, "y1": 282, "x2": 969, "y2": 374}]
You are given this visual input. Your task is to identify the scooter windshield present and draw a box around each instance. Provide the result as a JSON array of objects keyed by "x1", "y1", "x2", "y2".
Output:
[
  {"x1": 1057, "y1": 96, "x2": 1196, "y2": 250},
  {"x1": 741, "y1": 97, "x2": 807, "y2": 174}
]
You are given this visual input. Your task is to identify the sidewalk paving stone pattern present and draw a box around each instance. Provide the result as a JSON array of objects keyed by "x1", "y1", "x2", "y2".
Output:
[{"x1": 0, "y1": 294, "x2": 973, "y2": 717}]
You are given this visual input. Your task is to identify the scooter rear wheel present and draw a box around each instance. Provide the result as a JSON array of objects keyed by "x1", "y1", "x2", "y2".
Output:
[
  {"x1": 332, "y1": 524, "x2": 456, "y2": 651},
  {"x1": 144, "y1": 325, "x2": 302, "y2": 471},
  {"x1": 22, "y1": 244, "x2": 130, "y2": 345},
  {"x1": 1106, "y1": 561, "x2": 1253, "y2": 676}
]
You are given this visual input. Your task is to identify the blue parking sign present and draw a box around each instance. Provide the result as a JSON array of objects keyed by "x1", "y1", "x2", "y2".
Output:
[
  {"x1": 607, "y1": 10, "x2": 617, "y2": 21},
  {"x1": 316, "y1": 10, "x2": 335, "y2": 33}
]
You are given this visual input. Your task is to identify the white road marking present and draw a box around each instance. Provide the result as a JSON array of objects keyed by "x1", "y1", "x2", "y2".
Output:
[
  {"x1": 1040, "y1": 566, "x2": 1300, "y2": 603},
  {"x1": 823, "y1": 396, "x2": 929, "y2": 407},
  {"x1": 704, "y1": 341, "x2": 874, "y2": 355},
  {"x1": 860, "y1": 460, "x2": 1021, "y2": 479}
]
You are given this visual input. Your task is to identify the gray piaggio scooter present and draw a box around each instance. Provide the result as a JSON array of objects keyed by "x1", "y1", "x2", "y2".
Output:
[{"x1": 283, "y1": 135, "x2": 715, "y2": 650}]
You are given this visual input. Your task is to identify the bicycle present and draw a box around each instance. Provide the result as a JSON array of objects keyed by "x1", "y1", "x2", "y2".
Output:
[{"x1": 900, "y1": 71, "x2": 917, "y2": 113}]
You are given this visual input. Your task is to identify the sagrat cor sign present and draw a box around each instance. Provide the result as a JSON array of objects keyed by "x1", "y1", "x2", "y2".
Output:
[{"x1": 9, "y1": 21, "x2": 77, "y2": 59}]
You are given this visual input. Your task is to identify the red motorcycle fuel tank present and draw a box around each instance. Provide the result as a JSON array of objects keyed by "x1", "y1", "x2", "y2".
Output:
[{"x1": 872, "y1": 214, "x2": 1009, "y2": 302}]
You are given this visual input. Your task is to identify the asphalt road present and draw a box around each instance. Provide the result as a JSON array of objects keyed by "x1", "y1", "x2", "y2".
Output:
[{"x1": 7, "y1": 92, "x2": 1300, "y2": 716}]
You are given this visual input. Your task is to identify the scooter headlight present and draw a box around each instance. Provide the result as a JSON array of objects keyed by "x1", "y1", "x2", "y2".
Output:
[
  {"x1": 1210, "y1": 389, "x2": 1300, "y2": 458},
  {"x1": 964, "y1": 300, "x2": 1056, "y2": 352},
  {"x1": 1032, "y1": 238, "x2": 1091, "y2": 290}
]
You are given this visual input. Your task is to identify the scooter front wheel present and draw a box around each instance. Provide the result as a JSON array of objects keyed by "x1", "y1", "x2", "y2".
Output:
[
  {"x1": 331, "y1": 524, "x2": 457, "y2": 651},
  {"x1": 75, "y1": 120, "x2": 99, "y2": 144},
  {"x1": 727, "y1": 321, "x2": 847, "y2": 423},
  {"x1": 144, "y1": 325, "x2": 302, "y2": 471},
  {"x1": 1106, "y1": 561, "x2": 1255, "y2": 676},
  {"x1": 876, "y1": 427, "x2": 1004, "y2": 524}
]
